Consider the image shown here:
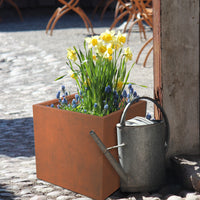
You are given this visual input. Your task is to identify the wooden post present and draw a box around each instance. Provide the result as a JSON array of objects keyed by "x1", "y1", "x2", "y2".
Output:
[{"x1": 153, "y1": 0, "x2": 200, "y2": 156}]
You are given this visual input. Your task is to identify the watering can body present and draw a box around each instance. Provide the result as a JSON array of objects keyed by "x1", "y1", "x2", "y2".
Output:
[
  {"x1": 90, "y1": 97, "x2": 169, "y2": 193},
  {"x1": 117, "y1": 119, "x2": 166, "y2": 192}
]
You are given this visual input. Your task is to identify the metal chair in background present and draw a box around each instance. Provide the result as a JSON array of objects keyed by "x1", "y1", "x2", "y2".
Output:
[
  {"x1": 136, "y1": 36, "x2": 153, "y2": 67},
  {"x1": 0, "y1": 0, "x2": 23, "y2": 21},
  {"x1": 92, "y1": 0, "x2": 116, "y2": 20},
  {"x1": 111, "y1": 0, "x2": 152, "y2": 41},
  {"x1": 133, "y1": 0, "x2": 153, "y2": 67},
  {"x1": 110, "y1": 0, "x2": 139, "y2": 35},
  {"x1": 46, "y1": 0, "x2": 94, "y2": 35},
  {"x1": 110, "y1": 0, "x2": 153, "y2": 67}
]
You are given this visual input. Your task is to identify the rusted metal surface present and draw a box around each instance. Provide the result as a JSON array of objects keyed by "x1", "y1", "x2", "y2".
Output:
[
  {"x1": 46, "y1": 0, "x2": 94, "y2": 35},
  {"x1": 33, "y1": 94, "x2": 146, "y2": 200}
]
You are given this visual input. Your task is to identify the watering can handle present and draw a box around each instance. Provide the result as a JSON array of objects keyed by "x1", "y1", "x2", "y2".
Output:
[{"x1": 120, "y1": 96, "x2": 170, "y2": 150}]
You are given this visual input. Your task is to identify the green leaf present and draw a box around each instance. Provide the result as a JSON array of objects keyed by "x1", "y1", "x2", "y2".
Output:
[
  {"x1": 55, "y1": 74, "x2": 67, "y2": 81},
  {"x1": 127, "y1": 82, "x2": 148, "y2": 88}
]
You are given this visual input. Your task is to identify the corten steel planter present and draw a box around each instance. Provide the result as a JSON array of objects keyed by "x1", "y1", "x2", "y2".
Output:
[{"x1": 33, "y1": 94, "x2": 146, "y2": 200}]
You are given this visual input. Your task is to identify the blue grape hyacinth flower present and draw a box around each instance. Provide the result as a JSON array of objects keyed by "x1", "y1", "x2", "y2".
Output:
[
  {"x1": 50, "y1": 104, "x2": 54, "y2": 108},
  {"x1": 104, "y1": 104, "x2": 109, "y2": 110},
  {"x1": 62, "y1": 97, "x2": 68, "y2": 104},
  {"x1": 75, "y1": 94, "x2": 79, "y2": 101},
  {"x1": 123, "y1": 90, "x2": 127, "y2": 98},
  {"x1": 72, "y1": 99, "x2": 76, "y2": 105},
  {"x1": 146, "y1": 113, "x2": 152, "y2": 120},
  {"x1": 61, "y1": 85, "x2": 65, "y2": 93},
  {"x1": 128, "y1": 83, "x2": 132, "y2": 90},
  {"x1": 94, "y1": 103, "x2": 97, "y2": 108},
  {"x1": 72, "y1": 104, "x2": 77, "y2": 108},
  {"x1": 130, "y1": 87, "x2": 134, "y2": 94},
  {"x1": 105, "y1": 85, "x2": 111, "y2": 93},
  {"x1": 114, "y1": 99, "x2": 119, "y2": 108},
  {"x1": 56, "y1": 91, "x2": 61, "y2": 99}
]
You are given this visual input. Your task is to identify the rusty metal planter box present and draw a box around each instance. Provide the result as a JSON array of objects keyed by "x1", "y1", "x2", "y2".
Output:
[{"x1": 33, "y1": 94, "x2": 146, "y2": 200}]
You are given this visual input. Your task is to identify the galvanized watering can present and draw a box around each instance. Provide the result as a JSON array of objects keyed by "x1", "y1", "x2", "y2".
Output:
[{"x1": 90, "y1": 96, "x2": 169, "y2": 192}]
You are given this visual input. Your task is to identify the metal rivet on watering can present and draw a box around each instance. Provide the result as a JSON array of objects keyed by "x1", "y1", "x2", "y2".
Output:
[{"x1": 90, "y1": 96, "x2": 169, "y2": 193}]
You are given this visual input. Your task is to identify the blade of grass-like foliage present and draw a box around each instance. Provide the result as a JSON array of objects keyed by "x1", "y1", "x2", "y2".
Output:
[
  {"x1": 127, "y1": 82, "x2": 148, "y2": 88},
  {"x1": 55, "y1": 74, "x2": 67, "y2": 81},
  {"x1": 122, "y1": 62, "x2": 134, "y2": 91}
]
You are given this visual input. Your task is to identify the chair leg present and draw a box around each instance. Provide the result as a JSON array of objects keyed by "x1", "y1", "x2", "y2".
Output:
[
  {"x1": 110, "y1": 10, "x2": 129, "y2": 30},
  {"x1": 100, "y1": 0, "x2": 114, "y2": 20},
  {"x1": 76, "y1": 7, "x2": 94, "y2": 35},
  {"x1": 49, "y1": 7, "x2": 70, "y2": 35},
  {"x1": 136, "y1": 37, "x2": 153, "y2": 64},
  {"x1": 114, "y1": 1, "x2": 121, "y2": 19},
  {"x1": 143, "y1": 45, "x2": 153, "y2": 67},
  {"x1": 138, "y1": 20, "x2": 146, "y2": 40},
  {"x1": 92, "y1": 0, "x2": 105, "y2": 17},
  {"x1": 6, "y1": 0, "x2": 23, "y2": 21},
  {"x1": 123, "y1": 13, "x2": 133, "y2": 33},
  {"x1": 46, "y1": 7, "x2": 62, "y2": 34},
  {"x1": 0, "y1": 0, "x2": 4, "y2": 7},
  {"x1": 46, "y1": 4, "x2": 94, "y2": 36},
  {"x1": 127, "y1": 17, "x2": 140, "y2": 43}
]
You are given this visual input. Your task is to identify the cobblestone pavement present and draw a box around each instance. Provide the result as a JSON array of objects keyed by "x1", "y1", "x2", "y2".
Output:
[{"x1": 0, "y1": 7, "x2": 199, "y2": 200}]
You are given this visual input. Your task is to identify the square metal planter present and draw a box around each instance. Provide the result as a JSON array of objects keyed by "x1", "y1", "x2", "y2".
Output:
[{"x1": 33, "y1": 94, "x2": 146, "y2": 200}]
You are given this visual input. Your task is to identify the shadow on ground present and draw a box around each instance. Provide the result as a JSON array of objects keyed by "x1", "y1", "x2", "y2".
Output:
[
  {"x1": 0, "y1": 117, "x2": 35, "y2": 157},
  {"x1": 0, "y1": 184, "x2": 17, "y2": 199}
]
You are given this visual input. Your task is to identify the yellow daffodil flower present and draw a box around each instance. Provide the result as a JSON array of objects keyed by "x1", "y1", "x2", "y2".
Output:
[
  {"x1": 111, "y1": 36, "x2": 122, "y2": 50},
  {"x1": 85, "y1": 36, "x2": 99, "y2": 49},
  {"x1": 117, "y1": 31, "x2": 126, "y2": 44},
  {"x1": 95, "y1": 41, "x2": 107, "y2": 56},
  {"x1": 107, "y1": 47, "x2": 113, "y2": 55},
  {"x1": 68, "y1": 70, "x2": 77, "y2": 79},
  {"x1": 108, "y1": 56, "x2": 112, "y2": 61},
  {"x1": 67, "y1": 48, "x2": 77, "y2": 62},
  {"x1": 93, "y1": 55, "x2": 97, "y2": 61},
  {"x1": 84, "y1": 78, "x2": 90, "y2": 86},
  {"x1": 124, "y1": 47, "x2": 133, "y2": 62},
  {"x1": 117, "y1": 80, "x2": 123, "y2": 91},
  {"x1": 100, "y1": 30, "x2": 115, "y2": 43},
  {"x1": 71, "y1": 73, "x2": 76, "y2": 79}
]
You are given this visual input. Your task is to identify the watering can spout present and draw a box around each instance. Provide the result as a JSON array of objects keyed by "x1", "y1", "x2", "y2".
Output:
[{"x1": 89, "y1": 130, "x2": 128, "y2": 184}]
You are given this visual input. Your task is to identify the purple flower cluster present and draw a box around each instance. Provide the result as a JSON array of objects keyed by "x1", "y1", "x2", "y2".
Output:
[
  {"x1": 103, "y1": 84, "x2": 139, "y2": 113},
  {"x1": 50, "y1": 84, "x2": 140, "y2": 116}
]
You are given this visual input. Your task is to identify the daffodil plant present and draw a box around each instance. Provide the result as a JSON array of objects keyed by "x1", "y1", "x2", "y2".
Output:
[{"x1": 55, "y1": 30, "x2": 139, "y2": 116}]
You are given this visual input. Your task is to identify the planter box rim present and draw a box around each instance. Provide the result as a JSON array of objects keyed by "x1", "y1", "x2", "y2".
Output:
[{"x1": 33, "y1": 95, "x2": 146, "y2": 119}]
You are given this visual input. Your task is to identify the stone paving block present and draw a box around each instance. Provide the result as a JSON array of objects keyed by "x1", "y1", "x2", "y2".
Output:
[{"x1": 171, "y1": 155, "x2": 200, "y2": 191}]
